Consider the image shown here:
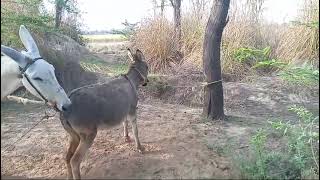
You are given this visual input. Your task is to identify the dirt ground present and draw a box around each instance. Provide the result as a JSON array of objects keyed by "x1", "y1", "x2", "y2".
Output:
[
  {"x1": 2, "y1": 86, "x2": 318, "y2": 179},
  {"x1": 1, "y1": 99, "x2": 242, "y2": 179},
  {"x1": 1, "y1": 41, "x2": 319, "y2": 179}
]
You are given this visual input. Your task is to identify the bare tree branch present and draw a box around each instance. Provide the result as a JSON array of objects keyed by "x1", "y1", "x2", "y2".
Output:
[
  {"x1": 6, "y1": 96, "x2": 44, "y2": 105},
  {"x1": 169, "y1": 0, "x2": 175, "y2": 7}
]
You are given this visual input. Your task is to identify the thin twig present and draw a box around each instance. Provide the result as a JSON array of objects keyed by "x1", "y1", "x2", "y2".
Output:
[{"x1": 238, "y1": 145, "x2": 249, "y2": 149}]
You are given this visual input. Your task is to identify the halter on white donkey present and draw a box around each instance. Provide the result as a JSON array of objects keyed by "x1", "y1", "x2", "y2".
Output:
[{"x1": 1, "y1": 25, "x2": 71, "y2": 112}]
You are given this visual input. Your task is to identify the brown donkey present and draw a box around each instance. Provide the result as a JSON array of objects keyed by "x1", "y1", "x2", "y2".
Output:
[{"x1": 60, "y1": 49, "x2": 149, "y2": 179}]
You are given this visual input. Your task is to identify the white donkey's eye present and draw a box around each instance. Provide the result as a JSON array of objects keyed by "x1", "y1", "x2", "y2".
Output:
[{"x1": 33, "y1": 77, "x2": 43, "y2": 81}]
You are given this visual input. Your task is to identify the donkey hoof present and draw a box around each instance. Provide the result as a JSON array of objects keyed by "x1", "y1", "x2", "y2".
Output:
[
  {"x1": 137, "y1": 146, "x2": 145, "y2": 153},
  {"x1": 124, "y1": 136, "x2": 131, "y2": 143}
]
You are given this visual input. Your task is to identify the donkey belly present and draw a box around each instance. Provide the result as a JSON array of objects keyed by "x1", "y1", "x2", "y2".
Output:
[
  {"x1": 66, "y1": 88, "x2": 133, "y2": 129},
  {"x1": 97, "y1": 106, "x2": 130, "y2": 127}
]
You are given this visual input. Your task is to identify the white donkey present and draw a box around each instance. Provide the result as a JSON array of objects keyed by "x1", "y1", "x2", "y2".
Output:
[{"x1": 1, "y1": 25, "x2": 71, "y2": 112}]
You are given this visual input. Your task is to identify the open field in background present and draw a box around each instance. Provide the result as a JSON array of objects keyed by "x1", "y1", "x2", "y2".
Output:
[{"x1": 82, "y1": 34, "x2": 127, "y2": 43}]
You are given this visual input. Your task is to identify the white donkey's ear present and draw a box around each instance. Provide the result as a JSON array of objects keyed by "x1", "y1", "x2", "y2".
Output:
[
  {"x1": 19, "y1": 25, "x2": 40, "y2": 58},
  {"x1": 127, "y1": 48, "x2": 135, "y2": 62},
  {"x1": 1, "y1": 45, "x2": 29, "y2": 68}
]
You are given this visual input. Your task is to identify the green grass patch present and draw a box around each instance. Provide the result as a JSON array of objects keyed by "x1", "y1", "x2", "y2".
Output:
[
  {"x1": 80, "y1": 56, "x2": 128, "y2": 76},
  {"x1": 279, "y1": 64, "x2": 319, "y2": 86}
]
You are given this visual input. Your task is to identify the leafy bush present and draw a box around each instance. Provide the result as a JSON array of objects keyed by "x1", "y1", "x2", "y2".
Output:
[
  {"x1": 233, "y1": 46, "x2": 287, "y2": 73},
  {"x1": 237, "y1": 106, "x2": 319, "y2": 179},
  {"x1": 1, "y1": 0, "x2": 84, "y2": 47},
  {"x1": 234, "y1": 46, "x2": 271, "y2": 64},
  {"x1": 1, "y1": 0, "x2": 53, "y2": 48}
]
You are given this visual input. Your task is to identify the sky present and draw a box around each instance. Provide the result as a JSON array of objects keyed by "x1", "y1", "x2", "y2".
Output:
[
  {"x1": 45, "y1": 0, "x2": 304, "y2": 31},
  {"x1": 76, "y1": 0, "x2": 154, "y2": 31}
]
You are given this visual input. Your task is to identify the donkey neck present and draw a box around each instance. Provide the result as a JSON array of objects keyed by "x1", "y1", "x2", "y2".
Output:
[{"x1": 126, "y1": 68, "x2": 142, "y2": 89}]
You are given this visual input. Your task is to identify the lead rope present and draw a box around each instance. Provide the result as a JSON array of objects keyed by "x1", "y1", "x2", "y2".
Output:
[
  {"x1": 2, "y1": 57, "x2": 59, "y2": 152},
  {"x1": 67, "y1": 67, "x2": 144, "y2": 98},
  {"x1": 2, "y1": 109, "x2": 56, "y2": 152},
  {"x1": 123, "y1": 74, "x2": 139, "y2": 99},
  {"x1": 67, "y1": 69, "x2": 222, "y2": 98}
]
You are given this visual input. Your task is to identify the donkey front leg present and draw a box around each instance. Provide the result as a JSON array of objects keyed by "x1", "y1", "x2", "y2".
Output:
[
  {"x1": 128, "y1": 113, "x2": 144, "y2": 153},
  {"x1": 61, "y1": 118, "x2": 80, "y2": 179},
  {"x1": 70, "y1": 128, "x2": 97, "y2": 179},
  {"x1": 66, "y1": 134, "x2": 80, "y2": 179}
]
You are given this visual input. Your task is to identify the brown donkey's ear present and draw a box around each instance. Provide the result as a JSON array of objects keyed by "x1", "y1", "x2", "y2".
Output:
[
  {"x1": 127, "y1": 48, "x2": 135, "y2": 62},
  {"x1": 135, "y1": 49, "x2": 144, "y2": 61}
]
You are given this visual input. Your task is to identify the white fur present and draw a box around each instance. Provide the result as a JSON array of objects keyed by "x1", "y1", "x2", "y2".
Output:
[
  {"x1": 22, "y1": 59, "x2": 71, "y2": 111},
  {"x1": 1, "y1": 55, "x2": 23, "y2": 100},
  {"x1": 19, "y1": 25, "x2": 41, "y2": 58},
  {"x1": 1, "y1": 25, "x2": 71, "y2": 111}
]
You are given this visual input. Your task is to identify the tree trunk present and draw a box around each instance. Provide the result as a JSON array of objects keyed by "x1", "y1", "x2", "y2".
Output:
[
  {"x1": 202, "y1": 0, "x2": 230, "y2": 120},
  {"x1": 152, "y1": 0, "x2": 158, "y2": 17},
  {"x1": 170, "y1": 0, "x2": 182, "y2": 53},
  {"x1": 160, "y1": 0, "x2": 165, "y2": 17},
  {"x1": 173, "y1": 0, "x2": 181, "y2": 47},
  {"x1": 55, "y1": 0, "x2": 63, "y2": 28}
]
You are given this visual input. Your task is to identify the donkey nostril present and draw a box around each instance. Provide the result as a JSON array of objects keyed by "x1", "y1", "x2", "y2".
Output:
[
  {"x1": 62, "y1": 103, "x2": 71, "y2": 112},
  {"x1": 62, "y1": 106, "x2": 67, "y2": 111}
]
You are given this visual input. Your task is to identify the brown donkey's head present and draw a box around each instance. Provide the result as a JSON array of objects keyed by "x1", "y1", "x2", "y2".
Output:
[{"x1": 127, "y1": 48, "x2": 149, "y2": 86}]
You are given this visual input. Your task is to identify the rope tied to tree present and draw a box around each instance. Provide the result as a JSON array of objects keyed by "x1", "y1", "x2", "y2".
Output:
[
  {"x1": 202, "y1": 79, "x2": 223, "y2": 86},
  {"x1": 153, "y1": 79, "x2": 223, "y2": 89}
]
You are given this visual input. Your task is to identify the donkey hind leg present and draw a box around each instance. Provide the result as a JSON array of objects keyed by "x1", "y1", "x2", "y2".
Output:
[
  {"x1": 70, "y1": 128, "x2": 97, "y2": 180},
  {"x1": 123, "y1": 119, "x2": 131, "y2": 143},
  {"x1": 128, "y1": 113, "x2": 144, "y2": 153}
]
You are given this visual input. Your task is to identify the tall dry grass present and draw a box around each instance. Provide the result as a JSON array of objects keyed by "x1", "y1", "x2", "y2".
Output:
[
  {"x1": 132, "y1": 0, "x2": 319, "y2": 78},
  {"x1": 180, "y1": 12, "x2": 205, "y2": 69},
  {"x1": 275, "y1": 0, "x2": 319, "y2": 68},
  {"x1": 132, "y1": 17, "x2": 178, "y2": 72}
]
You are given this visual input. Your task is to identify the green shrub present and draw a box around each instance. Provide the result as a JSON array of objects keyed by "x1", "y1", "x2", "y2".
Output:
[
  {"x1": 234, "y1": 46, "x2": 271, "y2": 64},
  {"x1": 237, "y1": 106, "x2": 319, "y2": 179},
  {"x1": 1, "y1": 0, "x2": 84, "y2": 47},
  {"x1": 1, "y1": 0, "x2": 54, "y2": 48},
  {"x1": 233, "y1": 46, "x2": 287, "y2": 73}
]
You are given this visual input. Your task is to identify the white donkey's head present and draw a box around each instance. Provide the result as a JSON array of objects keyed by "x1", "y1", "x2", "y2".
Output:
[{"x1": 1, "y1": 25, "x2": 71, "y2": 112}]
